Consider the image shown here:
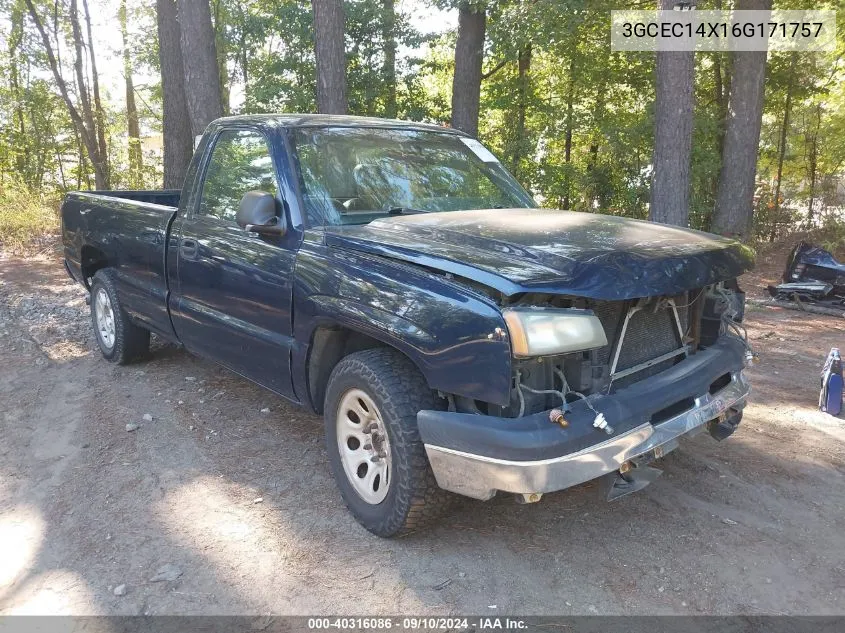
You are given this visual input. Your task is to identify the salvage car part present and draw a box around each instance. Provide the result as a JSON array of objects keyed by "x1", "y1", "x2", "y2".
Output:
[
  {"x1": 820, "y1": 348, "x2": 843, "y2": 415},
  {"x1": 768, "y1": 242, "x2": 845, "y2": 305},
  {"x1": 768, "y1": 281, "x2": 834, "y2": 302}
]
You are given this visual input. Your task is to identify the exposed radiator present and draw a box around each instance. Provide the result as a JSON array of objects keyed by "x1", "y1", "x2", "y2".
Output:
[{"x1": 592, "y1": 295, "x2": 689, "y2": 389}]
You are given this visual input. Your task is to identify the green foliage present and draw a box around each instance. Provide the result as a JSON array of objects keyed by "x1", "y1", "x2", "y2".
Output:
[
  {"x1": 2, "y1": 0, "x2": 845, "y2": 249},
  {"x1": 466, "y1": 0, "x2": 657, "y2": 219},
  {"x1": 403, "y1": 32, "x2": 454, "y2": 124},
  {"x1": 0, "y1": 0, "x2": 162, "y2": 194},
  {"x1": 223, "y1": 0, "x2": 436, "y2": 119},
  {"x1": 0, "y1": 178, "x2": 59, "y2": 252},
  {"x1": 225, "y1": 0, "x2": 317, "y2": 113}
]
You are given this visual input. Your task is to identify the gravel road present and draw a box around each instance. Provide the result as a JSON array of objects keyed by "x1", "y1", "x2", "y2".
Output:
[{"x1": 1, "y1": 254, "x2": 843, "y2": 616}]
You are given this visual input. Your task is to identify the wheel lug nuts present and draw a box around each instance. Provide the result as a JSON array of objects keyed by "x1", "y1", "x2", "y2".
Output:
[{"x1": 370, "y1": 456, "x2": 380, "y2": 463}]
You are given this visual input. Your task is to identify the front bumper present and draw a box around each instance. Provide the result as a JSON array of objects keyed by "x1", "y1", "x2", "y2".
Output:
[{"x1": 418, "y1": 337, "x2": 750, "y2": 500}]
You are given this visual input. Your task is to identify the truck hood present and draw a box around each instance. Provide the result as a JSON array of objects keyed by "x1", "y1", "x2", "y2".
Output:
[{"x1": 323, "y1": 208, "x2": 754, "y2": 300}]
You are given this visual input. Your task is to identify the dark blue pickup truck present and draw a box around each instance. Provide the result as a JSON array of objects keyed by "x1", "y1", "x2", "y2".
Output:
[{"x1": 62, "y1": 115, "x2": 755, "y2": 536}]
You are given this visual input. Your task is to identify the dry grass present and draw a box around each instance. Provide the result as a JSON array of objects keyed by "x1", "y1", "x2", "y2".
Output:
[{"x1": 0, "y1": 182, "x2": 60, "y2": 254}]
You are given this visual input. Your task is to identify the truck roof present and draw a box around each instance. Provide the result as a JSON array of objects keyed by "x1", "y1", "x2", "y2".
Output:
[{"x1": 208, "y1": 114, "x2": 467, "y2": 136}]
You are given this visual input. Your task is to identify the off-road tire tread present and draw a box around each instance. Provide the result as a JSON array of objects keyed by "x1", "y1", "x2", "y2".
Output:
[
  {"x1": 90, "y1": 270, "x2": 150, "y2": 365},
  {"x1": 325, "y1": 348, "x2": 454, "y2": 537}
]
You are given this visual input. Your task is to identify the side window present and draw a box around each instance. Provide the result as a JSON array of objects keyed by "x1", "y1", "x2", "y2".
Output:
[{"x1": 198, "y1": 130, "x2": 278, "y2": 222}]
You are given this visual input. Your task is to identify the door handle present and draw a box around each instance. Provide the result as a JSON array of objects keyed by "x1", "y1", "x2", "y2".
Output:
[{"x1": 180, "y1": 238, "x2": 198, "y2": 259}]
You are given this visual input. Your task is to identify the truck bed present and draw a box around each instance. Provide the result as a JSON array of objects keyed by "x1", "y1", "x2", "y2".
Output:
[{"x1": 61, "y1": 190, "x2": 180, "y2": 342}]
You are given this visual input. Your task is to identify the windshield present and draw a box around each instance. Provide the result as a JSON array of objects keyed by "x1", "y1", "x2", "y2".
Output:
[{"x1": 291, "y1": 127, "x2": 536, "y2": 226}]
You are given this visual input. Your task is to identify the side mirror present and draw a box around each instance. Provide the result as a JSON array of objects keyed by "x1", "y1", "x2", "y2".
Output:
[{"x1": 237, "y1": 190, "x2": 286, "y2": 236}]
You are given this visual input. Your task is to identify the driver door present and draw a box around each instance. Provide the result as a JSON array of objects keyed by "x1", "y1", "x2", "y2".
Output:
[{"x1": 170, "y1": 128, "x2": 297, "y2": 399}]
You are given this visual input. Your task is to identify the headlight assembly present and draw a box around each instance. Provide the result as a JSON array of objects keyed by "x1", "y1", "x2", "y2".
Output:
[{"x1": 502, "y1": 308, "x2": 608, "y2": 358}]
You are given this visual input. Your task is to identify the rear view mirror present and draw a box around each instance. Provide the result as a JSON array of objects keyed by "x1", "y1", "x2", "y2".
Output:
[{"x1": 237, "y1": 191, "x2": 286, "y2": 236}]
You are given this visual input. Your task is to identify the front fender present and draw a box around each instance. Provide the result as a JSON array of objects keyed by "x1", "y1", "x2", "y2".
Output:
[
  {"x1": 307, "y1": 296, "x2": 437, "y2": 351},
  {"x1": 293, "y1": 241, "x2": 512, "y2": 408}
]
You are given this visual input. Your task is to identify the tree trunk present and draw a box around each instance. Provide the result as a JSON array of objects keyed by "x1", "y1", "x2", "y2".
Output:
[
  {"x1": 562, "y1": 63, "x2": 574, "y2": 210},
  {"x1": 712, "y1": 0, "x2": 772, "y2": 239},
  {"x1": 713, "y1": 53, "x2": 727, "y2": 157},
  {"x1": 156, "y1": 0, "x2": 194, "y2": 189},
  {"x1": 76, "y1": 130, "x2": 90, "y2": 189},
  {"x1": 70, "y1": 0, "x2": 109, "y2": 188},
  {"x1": 25, "y1": 0, "x2": 108, "y2": 189},
  {"x1": 234, "y1": 2, "x2": 249, "y2": 100},
  {"x1": 713, "y1": 0, "x2": 727, "y2": 159},
  {"x1": 382, "y1": 0, "x2": 397, "y2": 118},
  {"x1": 56, "y1": 143, "x2": 68, "y2": 191},
  {"x1": 710, "y1": 50, "x2": 727, "y2": 216},
  {"x1": 649, "y1": 0, "x2": 696, "y2": 227},
  {"x1": 68, "y1": 0, "x2": 97, "y2": 144},
  {"x1": 451, "y1": 3, "x2": 486, "y2": 137},
  {"x1": 804, "y1": 104, "x2": 821, "y2": 228},
  {"x1": 212, "y1": 0, "x2": 230, "y2": 115},
  {"x1": 509, "y1": 44, "x2": 532, "y2": 181},
  {"x1": 313, "y1": 0, "x2": 348, "y2": 114},
  {"x1": 120, "y1": 0, "x2": 143, "y2": 186},
  {"x1": 177, "y1": 0, "x2": 225, "y2": 136},
  {"x1": 770, "y1": 53, "x2": 797, "y2": 241},
  {"x1": 8, "y1": 4, "x2": 26, "y2": 179},
  {"x1": 82, "y1": 0, "x2": 109, "y2": 182}
]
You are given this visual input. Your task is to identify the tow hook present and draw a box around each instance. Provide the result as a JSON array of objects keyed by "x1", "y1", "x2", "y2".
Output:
[
  {"x1": 707, "y1": 407, "x2": 743, "y2": 441},
  {"x1": 606, "y1": 464, "x2": 662, "y2": 501}
]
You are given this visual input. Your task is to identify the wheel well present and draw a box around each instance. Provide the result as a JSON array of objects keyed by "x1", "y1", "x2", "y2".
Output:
[
  {"x1": 307, "y1": 326, "x2": 395, "y2": 414},
  {"x1": 80, "y1": 245, "x2": 109, "y2": 286}
]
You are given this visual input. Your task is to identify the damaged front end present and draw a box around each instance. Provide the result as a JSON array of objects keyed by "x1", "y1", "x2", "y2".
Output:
[{"x1": 417, "y1": 281, "x2": 753, "y2": 502}]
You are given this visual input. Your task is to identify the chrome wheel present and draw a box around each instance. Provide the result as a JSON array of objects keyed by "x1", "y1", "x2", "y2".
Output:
[
  {"x1": 94, "y1": 287, "x2": 115, "y2": 350},
  {"x1": 336, "y1": 388, "x2": 392, "y2": 504}
]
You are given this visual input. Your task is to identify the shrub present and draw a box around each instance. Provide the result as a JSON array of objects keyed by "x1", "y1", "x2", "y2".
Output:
[{"x1": 0, "y1": 181, "x2": 60, "y2": 253}]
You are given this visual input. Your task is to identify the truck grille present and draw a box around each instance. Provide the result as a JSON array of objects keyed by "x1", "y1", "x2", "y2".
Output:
[{"x1": 592, "y1": 295, "x2": 689, "y2": 390}]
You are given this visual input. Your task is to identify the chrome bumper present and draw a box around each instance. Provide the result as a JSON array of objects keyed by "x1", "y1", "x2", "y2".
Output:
[{"x1": 424, "y1": 372, "x2": 750, "y2": 501}]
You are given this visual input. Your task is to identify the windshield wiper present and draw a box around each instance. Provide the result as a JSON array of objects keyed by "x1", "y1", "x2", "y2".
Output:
[{"x1": 387, "y1": 207, "x2": 429, "y2": 216}]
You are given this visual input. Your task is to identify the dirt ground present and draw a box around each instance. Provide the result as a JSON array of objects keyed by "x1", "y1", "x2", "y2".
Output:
[{"x1": 1, "y1": 249, "x2": 844, "y2": 616}]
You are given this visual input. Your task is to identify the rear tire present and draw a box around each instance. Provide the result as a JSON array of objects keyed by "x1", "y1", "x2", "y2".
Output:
[
  {"x1": 90, "y1": 270, "x2": 150, "y2": 364},
  {"x1": 324, "y1": 348, "x2": 453, "y2": 537}
]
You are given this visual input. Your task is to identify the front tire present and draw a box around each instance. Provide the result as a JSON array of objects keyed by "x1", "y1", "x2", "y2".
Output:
[
  {"x1": 324, "y1": 348, "x2": 452, "y2": 537},
  {"x1": 90, "y1": 270, "x2": 150, "y2": 364}
]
